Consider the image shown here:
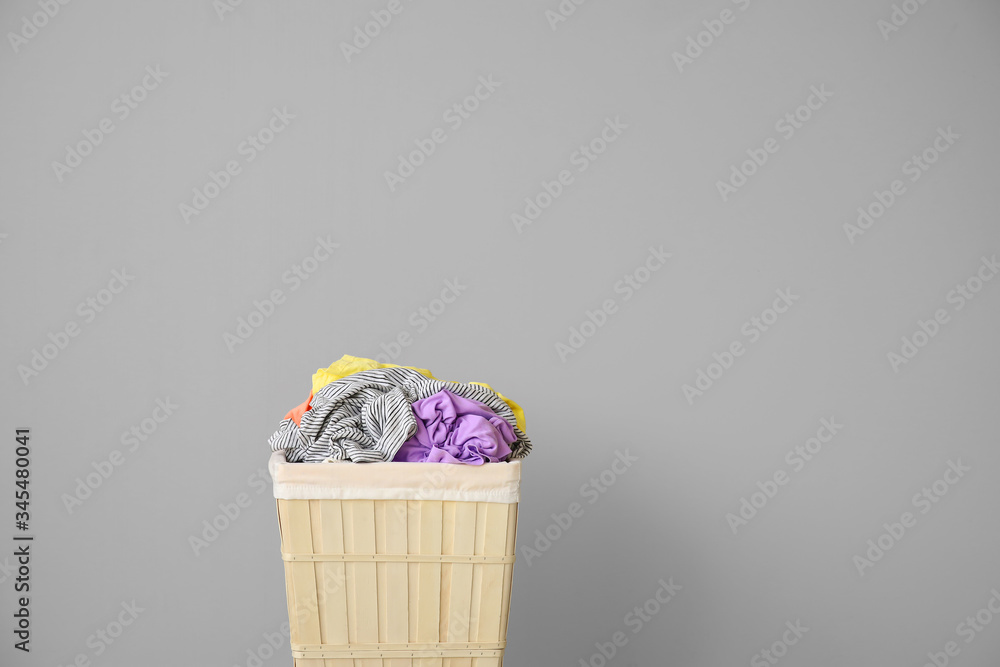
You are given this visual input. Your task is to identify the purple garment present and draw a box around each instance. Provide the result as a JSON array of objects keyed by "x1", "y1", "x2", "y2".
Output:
[{"x1": 393, "y1": 389, "x2": 515, "y2": 465}]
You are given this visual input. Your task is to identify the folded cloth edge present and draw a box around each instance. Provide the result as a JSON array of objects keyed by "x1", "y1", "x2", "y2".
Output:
[{"x1": 269, "y1": 451, "x2": 521, "y2": 503}]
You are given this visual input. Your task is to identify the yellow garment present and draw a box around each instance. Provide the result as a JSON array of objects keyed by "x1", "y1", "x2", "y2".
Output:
[
  {"x1": 311, "y1": 355, "x2": 434, "y2": 393},
  {"x1": 469, "y1": 383, "x2": 525, "y2": 433},
  {"x1": 311, "y1": 355, "x2": 526, "y2": 432}
]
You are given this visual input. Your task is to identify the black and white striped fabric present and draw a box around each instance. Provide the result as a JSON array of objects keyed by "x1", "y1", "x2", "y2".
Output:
[{"x1": 269, "y1": 367, "x2": 532, "y2": 463}]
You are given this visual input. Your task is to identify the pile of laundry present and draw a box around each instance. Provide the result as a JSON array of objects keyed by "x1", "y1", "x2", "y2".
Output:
[{"x1": 269, "y1": 355, "x2": 531, "y2": 465}]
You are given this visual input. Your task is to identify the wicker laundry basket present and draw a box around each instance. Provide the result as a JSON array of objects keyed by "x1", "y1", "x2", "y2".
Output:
[{"x1": 270, "y1": 451, "x2": 521, "y2": 666}]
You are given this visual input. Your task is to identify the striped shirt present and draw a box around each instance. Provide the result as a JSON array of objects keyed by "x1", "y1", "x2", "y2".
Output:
[{"x1": 269, "y1": 367, "x2": 532, "y2": 463}]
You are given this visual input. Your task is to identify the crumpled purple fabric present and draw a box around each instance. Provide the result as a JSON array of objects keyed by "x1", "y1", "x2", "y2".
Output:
[{"x1": 393, "y1": 389, "x2": 515, "y2": 464}]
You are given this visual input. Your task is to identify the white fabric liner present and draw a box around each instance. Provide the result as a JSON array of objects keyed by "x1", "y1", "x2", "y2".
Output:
[{"x1": 269, "y1": 451, "x2": 521, "y2": 503}]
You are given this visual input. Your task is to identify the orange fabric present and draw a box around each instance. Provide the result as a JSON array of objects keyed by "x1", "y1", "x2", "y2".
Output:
[{"x1": 284, "y1": 393, "x2": 313, "y2": 426}]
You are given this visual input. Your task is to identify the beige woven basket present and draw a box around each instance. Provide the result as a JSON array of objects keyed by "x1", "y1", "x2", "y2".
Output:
[{"x1": 270, "y1": 452, "x2": 521, "y2": 666}]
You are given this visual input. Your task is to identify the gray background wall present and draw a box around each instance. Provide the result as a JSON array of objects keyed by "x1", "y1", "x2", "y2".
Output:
[{"x1": 2, "y1": 0, "x2": 1000, "y2": 665}]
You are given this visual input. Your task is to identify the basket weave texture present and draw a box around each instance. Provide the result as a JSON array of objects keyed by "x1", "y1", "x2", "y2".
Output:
[{"x1": 277, "y1": 496, "x2": 518, "y2": 666}]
